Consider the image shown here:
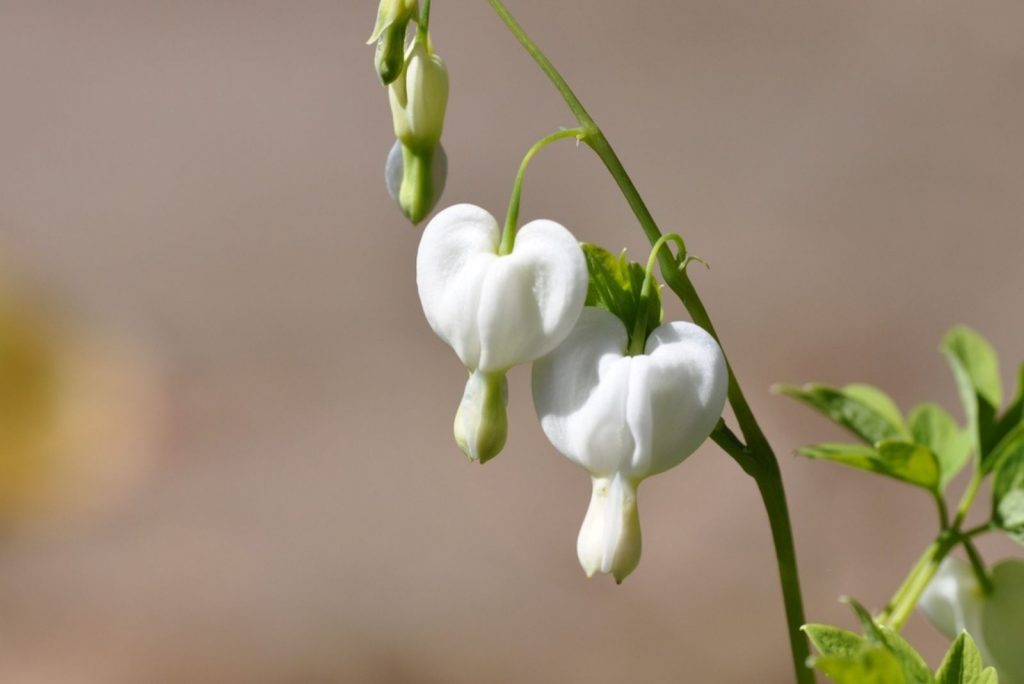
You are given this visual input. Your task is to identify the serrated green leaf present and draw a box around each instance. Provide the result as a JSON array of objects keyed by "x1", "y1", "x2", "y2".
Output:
[
  {"x1": 804, "y1": 624, "x2": 864, "y2": 658},
  {"x1": 580, "y1": 243, "x2": 662, "y2": 351},
  {"x1": 778, "y1": 383, "x2": 907, "y2": 444},
  {"x1": 942, "y1": 326, "x2": 1002, "y2": 460},
  {"x1": 878, "y1": 627, "x2": 935, "y2": 684},
  {"x1": 797, "y1": 442, "x2": 939, "y2": 491},
  {"x1": 935, "y1": 633, "x2": 999, "y2": 684},
  {"x1": 909, "y1": 403, "x2": 971, "y2": 489},
  {"x1": 814, "y1": 647, "x2": 907, "y2": 684}
]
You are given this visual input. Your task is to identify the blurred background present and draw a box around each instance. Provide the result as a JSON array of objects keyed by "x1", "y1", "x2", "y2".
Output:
[{"x1": 1, "y1": 1, "x2": 1022, "y2": 682}]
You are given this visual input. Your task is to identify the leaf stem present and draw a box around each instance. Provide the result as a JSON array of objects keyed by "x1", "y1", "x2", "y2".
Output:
[
  {"x1": 951, "y1": 469, "x2": 984, "y2": 530},
  {"x1": 499, "y1": 127, "x2": 585, "y2": 255},
  {"x1": 484, "y1": 2, "x2": 811, "y2": 681}
]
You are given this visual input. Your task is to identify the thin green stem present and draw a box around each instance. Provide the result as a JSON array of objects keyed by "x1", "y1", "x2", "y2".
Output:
[
  {"x1": 952, "y1": 469, "x2": 984, "y2": 530},
  {"x1": 932, "y1": 490, "x2": 950, "y2": 530},
  {"x1": 418, "y1": 0, "x2": 432, "y2": 38},
  {"x1": 484, "y1": 2, "x2": 811, "y2": 682},
  {"x1": 628, "y1": 233, "x2": 686, "y2": 355},
  {"x1": 499, "y1": 127, "x2": 585, "y2": 255},
  {"x1": 962, "y1": 538, "x2": 994, "y2": 596},
  {"x1": 881, "y1": 533, "x2": 959, "y2": 630}
]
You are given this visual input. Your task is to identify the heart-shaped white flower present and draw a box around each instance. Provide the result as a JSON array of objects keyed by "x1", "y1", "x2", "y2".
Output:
[
  {"x1": 417, "y1": 203, "x2": 587, "y2": 462},
  {"x1": 919, "y1": 556, "x2": 1024, "y2": 683},
  {"x1": 532, "y1": 306, "x2": 728, "y2": 581}
]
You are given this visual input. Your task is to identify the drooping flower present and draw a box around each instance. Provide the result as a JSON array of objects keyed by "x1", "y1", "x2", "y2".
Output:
[
  {"x1": 919, "y1": 556, "x2": 1024, "y2": 683},
  {"x1": 532, "y1": 306, "x2": 728, "y2": 582},
  {"x1": 417, "y1": 203, "x2": 588, "y2": 463}
]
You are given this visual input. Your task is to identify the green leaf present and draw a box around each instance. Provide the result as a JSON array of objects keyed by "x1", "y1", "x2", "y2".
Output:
[
  {"x1": 935, "y1": 633, "x2": 999, "y2": 684},
  {"x1": 909, "y1": 403, "x2": 971, "y2": 489},
  {"x1": 878, "y1": 627, "x2": 935, "y2": 684},
  {"x1": 993, "y1": 443, "x2": 1024, "y2": 544},
  {"x1": 845, "y1": 384, "x2": 909, "y2": 436},
  {"x1": 942, "y1": 326, "x2": 1002, "y2": 459},
  {"x1": 814, "y1": 647, "x2": 907, "y2": 684},
  {"x1": 777, "y1": 383, "x2": 908, "y2": 444},
  {"x1": 803, "y1": 624, "x2": 864, "y2": 658},
  {"x1": 990, "y1": 364, "x2": 1024, "y2": 455},
  {"x1": 876, "y1": 441, "x2": 941, "y2": 491},
  {"x1": 797, "y1": 442, "x2": 940, "y2": 491},
  {"x1": 580, "y1": 243, "x2": 662, "y2": 350},
  {"x1": 846, "y1": 598, "x2": 934, "y2": 684}
]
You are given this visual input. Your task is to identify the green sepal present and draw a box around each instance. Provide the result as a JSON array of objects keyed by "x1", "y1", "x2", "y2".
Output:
[
  {"x1": 942, "y1": 326, "x2": 1002, "y2": 462},
  {"x1": 776, "y1": 383, "x2": 909, "y2": 444},
  {"x1": 909, "y1": 402, "x2": 971, "y2": 489},
  {"x1": 797, "y1": 441, "x2": 940, "y2": 491},
  {"x1": 580, "y1": 243, "x2": 662, "y2": 351},
  {"x1": 934, "y1": 633, "x2": 999, "y2": 684}
]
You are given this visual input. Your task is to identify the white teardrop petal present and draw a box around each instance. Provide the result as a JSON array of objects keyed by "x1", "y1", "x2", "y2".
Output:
[
  {"x1": 416, "y1": 204, "x2": 501, "y2": 369},
  {"x1": 577, "y1": 473, "x2": 641, "y2": 583},
  {"x1": 477, "y1": 219, "x2": 587, "y2": 372},
  {"x1": 919, "y1": 556, "x2": 981, "y2": 640}
]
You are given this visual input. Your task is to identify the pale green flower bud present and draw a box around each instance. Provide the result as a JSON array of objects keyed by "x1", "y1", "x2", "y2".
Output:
[
  {"x1": 368, "y1": 0, "x2": 418, "y2": 85},
  {"x1": 453, "y1": 370, "x2": 508, "y2": 463},
  {"x1": 385, "y1": 140, "x2": 447, "y2": 224},
  {"x1": 919, "y1": 556, "x2": 1024, "y2": 683},
  {"x1": 388, "y1": 39, "x2": 448, "y2": 151}
]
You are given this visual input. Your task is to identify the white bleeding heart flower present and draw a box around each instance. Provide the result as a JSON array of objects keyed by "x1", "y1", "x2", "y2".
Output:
[
  {"x1": 532, "y1": 306, "x2": 728, "y2": 582},
  {"x1": 919, "y1": 556, "x2": 1024, "y2": 683},
  {"x1": 417, "y1": 203, "x2": 587, "y2": 463}
]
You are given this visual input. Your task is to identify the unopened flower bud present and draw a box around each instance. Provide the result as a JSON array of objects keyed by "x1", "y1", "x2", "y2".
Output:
[
  {"x1": 368, "y1": 0, "x2": 418, "y2": 85},
  {"x1": 577, "y1": 473, "x2": 642, "y2": 583},
  {"x1": 385, "y1": 140, "x2": 447, "y2": 224},
  {"x1": 389, "y1": 39, "x2": 448, "y2": 150},
  {"x1": 453, "y1": 370, "x2": 508, "y2": 463}
]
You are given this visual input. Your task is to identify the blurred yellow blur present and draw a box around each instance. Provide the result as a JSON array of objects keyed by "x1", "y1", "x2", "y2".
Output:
[{"x1": 0, "y1": 274, "x2": 162, "y2": 534}]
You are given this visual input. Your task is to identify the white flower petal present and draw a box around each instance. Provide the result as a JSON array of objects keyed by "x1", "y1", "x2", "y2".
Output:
[
  {"x1": 416, "y1": 204, "x2": 500, "y2": 369},
  {"x1": 577, "y1": 472, "x2": 641, "y2": 583},
  {"x1": 638, "y1": 321, "x2": 730, "y2": 477},
  {"x1": 476, "y1": 219, "x2": 587, "y2": 372},
  {"x1": 533, "y1": 308, "x2": 728, "y2": 480},
  {"x1": 532, "y1": 308, "x2": 632, "y2": 475},
  {"x1": 981, "y1": 559, "x2": 1024, "y2": 682},
  {"x1": 418, "y1": 206, "x2": 586, "y2": 373},
  {"x1": 919, "y1": 556, "x2": 983, "y2": 640}
]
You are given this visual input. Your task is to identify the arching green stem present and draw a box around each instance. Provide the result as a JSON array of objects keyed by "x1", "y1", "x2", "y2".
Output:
[
  {"x1": 499, "y1": 127, "x2": 585, "y2": 255},
  {"x1": 483, "y1": 2, "x2": 812, "y2": 681}
]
